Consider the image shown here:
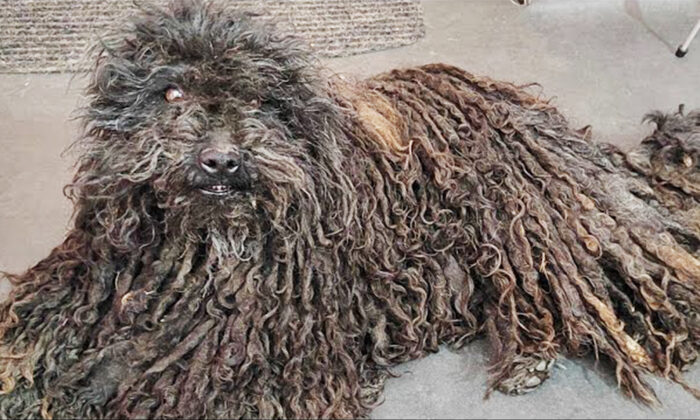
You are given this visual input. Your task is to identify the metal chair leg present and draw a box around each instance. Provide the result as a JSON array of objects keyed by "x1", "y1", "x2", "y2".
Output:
[{"x1": 676, "y1": 18, "x2": 700, "y2": 57}]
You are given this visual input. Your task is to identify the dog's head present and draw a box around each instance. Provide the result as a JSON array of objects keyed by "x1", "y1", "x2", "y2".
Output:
[{"x1": 73, "y1": 1, "x2": 349, "y2": 248}]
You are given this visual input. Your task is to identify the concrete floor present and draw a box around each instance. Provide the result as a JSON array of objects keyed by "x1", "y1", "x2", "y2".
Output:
[{"x1": 1, "y1": 0, "x2": 700, "y2": 418}]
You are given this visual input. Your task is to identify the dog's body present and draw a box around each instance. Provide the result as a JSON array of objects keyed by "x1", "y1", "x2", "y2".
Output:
[{"x1": 1, "y1": 2, "x2": 699, "y2": 418}]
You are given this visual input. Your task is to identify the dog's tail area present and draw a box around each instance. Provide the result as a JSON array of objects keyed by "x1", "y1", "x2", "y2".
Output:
[
  {"x1": 604, "y1": 106, "x2": 700, "y2": 242},
  {"x1": 367, "y1": 63, "x2": 700, "y2": 404}
]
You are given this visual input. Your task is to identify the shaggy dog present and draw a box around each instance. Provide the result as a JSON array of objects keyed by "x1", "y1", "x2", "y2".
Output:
[{"x1": 1, "y1": 1, "x2": 699, "y2": 418}]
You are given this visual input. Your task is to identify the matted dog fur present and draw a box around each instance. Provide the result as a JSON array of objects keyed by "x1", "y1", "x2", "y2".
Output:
[{"x1": 1, "y1": 1, "x2": 699, "y2": 418}]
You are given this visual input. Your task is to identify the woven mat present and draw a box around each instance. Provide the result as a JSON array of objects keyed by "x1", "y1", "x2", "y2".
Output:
[{"x1": 0, "y1": 0, "x2": 425, "y2": 73}]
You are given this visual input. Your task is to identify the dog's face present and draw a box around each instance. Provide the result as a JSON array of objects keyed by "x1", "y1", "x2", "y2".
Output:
[{"x1": 78, "y1": 1, "x2": 339, "y2": 236}]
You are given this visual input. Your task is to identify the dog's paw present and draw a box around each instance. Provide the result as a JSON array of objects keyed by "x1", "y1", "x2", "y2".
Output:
[{"x1": 496, "y1": 356, "x2": 555, "y2": 396}]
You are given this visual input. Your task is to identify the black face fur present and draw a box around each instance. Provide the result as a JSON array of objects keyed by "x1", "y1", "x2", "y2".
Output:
[{"x1": 74, "y1": 0, "x2": 346, "y2": 248}]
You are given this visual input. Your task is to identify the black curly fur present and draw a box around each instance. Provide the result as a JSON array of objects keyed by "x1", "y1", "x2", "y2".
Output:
[{"x1": 0, "y1": 1, "x2": 698, "y2": 418}]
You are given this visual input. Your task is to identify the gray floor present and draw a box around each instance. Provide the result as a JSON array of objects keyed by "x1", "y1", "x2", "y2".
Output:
[{"x1": 1, "y1": 0, "x2": 700, "y2": 418}]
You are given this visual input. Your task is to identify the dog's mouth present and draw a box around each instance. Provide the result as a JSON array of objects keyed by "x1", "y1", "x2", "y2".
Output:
[
  {"x1": 196, "y1": 179, "x2": 253, "y2": 197},
  {"x1": 191, "y1": 160, "x2": 256, "y2": 197},
  {"x1": 199, "y1": 183, "x2": 234, "y2": 196}
]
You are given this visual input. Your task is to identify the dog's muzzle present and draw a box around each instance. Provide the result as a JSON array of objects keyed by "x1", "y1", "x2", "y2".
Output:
[{"x1": 196, "y1": 147, "x2": 254, "y2": 196}]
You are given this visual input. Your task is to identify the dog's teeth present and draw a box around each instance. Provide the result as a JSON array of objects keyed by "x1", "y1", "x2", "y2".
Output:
[{"x1": 208, "y1": 185, "x2": 229, "y2": 193}]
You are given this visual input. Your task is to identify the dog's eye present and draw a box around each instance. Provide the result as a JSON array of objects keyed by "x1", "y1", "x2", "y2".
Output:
[{"x1": 165, "y1": 86, "x2": 185, "y2": 103}]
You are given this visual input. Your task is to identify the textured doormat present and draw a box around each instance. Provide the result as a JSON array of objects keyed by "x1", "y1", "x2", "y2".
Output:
[{"x1": 0, "y1": 0, "x2": 425, "y2": 73}]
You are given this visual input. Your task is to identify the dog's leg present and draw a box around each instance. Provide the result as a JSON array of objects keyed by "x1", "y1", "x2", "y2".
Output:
[
  {"x1": 493, "y1": 354, "x2": 556, "y2": 396},
  {"x1": 0, "y1": 234, "x2": 128, "y2": 419},
  {"x1": 483, "y1": 298, "x2": 558, "y2": 396}
]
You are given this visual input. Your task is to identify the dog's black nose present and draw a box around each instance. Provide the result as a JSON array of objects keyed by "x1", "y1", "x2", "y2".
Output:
[{"x1": 198, "y1": 148, "x2": 240, "y2": 176}]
